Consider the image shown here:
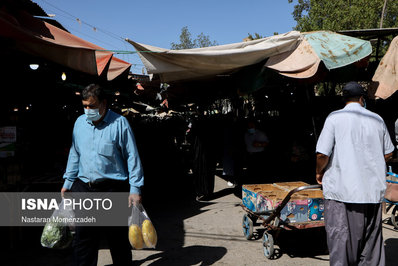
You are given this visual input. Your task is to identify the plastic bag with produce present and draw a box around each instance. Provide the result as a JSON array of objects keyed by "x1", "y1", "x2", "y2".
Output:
[
  {"x1": 40, "y1": 198, "x2": 75, "y2": 249},
  {"x1": 128, "y1": 203, "x2": 157, "y2": 249}
]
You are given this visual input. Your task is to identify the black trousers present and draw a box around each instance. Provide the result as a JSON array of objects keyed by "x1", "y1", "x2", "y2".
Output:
[{"x1": 70, "y1": 179, "x2": 132, "y2": 266}]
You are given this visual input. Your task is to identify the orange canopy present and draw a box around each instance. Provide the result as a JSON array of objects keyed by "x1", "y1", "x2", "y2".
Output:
[{"x1": 0, "y1": 9, "x2": 131, "y2": 80}]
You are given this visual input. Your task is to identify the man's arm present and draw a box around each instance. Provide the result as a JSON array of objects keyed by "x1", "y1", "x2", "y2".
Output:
[
  {"x1": 316, "y1": 153, "x2": 330, "y2": 184},
  {"x1": 61, "y1": 133, "x2": 80, "y2": 197},
  {"x1": 121, "y1": 118, "x2": 144, "y2": 207}
]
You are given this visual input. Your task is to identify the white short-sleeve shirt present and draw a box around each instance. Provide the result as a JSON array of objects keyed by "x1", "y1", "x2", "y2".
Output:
[{"x1": 316, "y1": 103, "x2": 394, "y2": 203}]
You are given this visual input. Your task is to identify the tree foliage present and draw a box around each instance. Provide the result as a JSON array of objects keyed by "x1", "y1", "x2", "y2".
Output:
[
  {"x1": 171, "y1": 26, "x2": 218, "y2": 50},
  {"x1": 246, "y1": 33, "x2": 264, "y2": 40},
  {"x1": 288, "y1": 0, "x2": 398, "y2": 32},
  {"x1": 245, "y1": 32, "x2": 280, "y2": 41}
]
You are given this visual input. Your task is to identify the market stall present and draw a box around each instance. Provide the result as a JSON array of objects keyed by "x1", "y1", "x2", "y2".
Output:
[{"x1": 126, "y1": 31, "x2": 373, "y2": 199}]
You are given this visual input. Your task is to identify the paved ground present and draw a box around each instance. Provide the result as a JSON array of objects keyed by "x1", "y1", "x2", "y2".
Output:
[
  {"x1": 95, "y1": 175, "x2": 398, "y2": 266},
  {"x1": 3, "y1": 175, "x2": 398, "y2": 265}
]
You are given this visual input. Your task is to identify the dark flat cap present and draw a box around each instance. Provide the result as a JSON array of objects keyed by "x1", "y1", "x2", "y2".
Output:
[{"x1": 342, "y1": 81, "x2": 366, "y2": 97}]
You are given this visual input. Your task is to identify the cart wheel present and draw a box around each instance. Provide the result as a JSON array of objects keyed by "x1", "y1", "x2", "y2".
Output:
[
  {"x1": 262, "y1": 231, "x2": 274, "y2": 259},
  {"x1": 242, "y1": 214, "x2": 254, "y2": 240},
  {"x1": 391, "y1": 205, "x2": 398, "y2": 229}
]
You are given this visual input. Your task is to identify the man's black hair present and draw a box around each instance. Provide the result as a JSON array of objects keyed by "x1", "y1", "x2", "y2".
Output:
[
  {"x1": 343, "y1": 95, "x2": 362, "y2": 103},
  {"x1": 82, "y1": 84, "x2": 107, "y2": 102}
]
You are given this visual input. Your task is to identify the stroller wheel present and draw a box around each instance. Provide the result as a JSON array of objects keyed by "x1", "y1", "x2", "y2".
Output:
[
  {"x1": 242, "y1": 214, "x2": 254, "y2": 240},
  {"x1": 262, "y1": 231, "x2": 274, "y2": 259}
]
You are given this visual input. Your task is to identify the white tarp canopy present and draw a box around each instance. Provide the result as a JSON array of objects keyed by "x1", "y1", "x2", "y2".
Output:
[{"x1": 126, "y1": 31, "x2": 301, "y2": 83}]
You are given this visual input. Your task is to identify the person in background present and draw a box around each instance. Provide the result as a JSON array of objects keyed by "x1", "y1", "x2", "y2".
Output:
[
  {"x1": 222, "y1": 113, "x2": 243, "y2": 187},
  {"x1": 316, "y1": 81, "x2": 394, "y2": 266},
  {"x1": 244, "y1": 119, "x2": 269, "y2": 183},
  {"x1": 61, "y1": 83, "x2": 144, "y2": 266}
]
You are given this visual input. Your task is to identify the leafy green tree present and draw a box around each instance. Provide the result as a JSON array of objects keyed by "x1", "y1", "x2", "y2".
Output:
[
  {"x1": 245, "y1": 32, "x2": 280, "y2": 41},
  {"x1": 246, "y1": 33, "x2": 264, "y2": 40},
  {"x1": 171, "y1": 26, "x2": 217, "y2": 50},
  {"x1": 288, "y1": 0, "x2": 398, "y2": 32},
  {"x1": 194, "y1": 32, "x2": 218, "y2": 48}
]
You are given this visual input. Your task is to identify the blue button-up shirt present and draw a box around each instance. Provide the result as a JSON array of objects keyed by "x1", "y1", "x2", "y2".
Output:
[{"x1": 63, "y1": 110, "x2": 144, "y2": 194}]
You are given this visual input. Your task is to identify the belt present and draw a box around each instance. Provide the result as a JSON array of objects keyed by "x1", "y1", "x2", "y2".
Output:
[
  {"x1": 84, "y1": 178, "x2": 128, "y2": 192},
  {"x1": 87, "y1": 179, "x2": 104, "y2": 188}
]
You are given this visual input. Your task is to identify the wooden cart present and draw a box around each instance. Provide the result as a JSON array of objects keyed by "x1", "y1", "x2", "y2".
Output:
[{"x1": 241, "y1": 181, "x2": 324, "y2": 259}]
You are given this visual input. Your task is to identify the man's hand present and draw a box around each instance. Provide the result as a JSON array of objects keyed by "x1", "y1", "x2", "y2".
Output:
[
  {"x1": 128, "y1": 194, "x2": 142, "y2": 207},
  {"x1": 61, "y1": 187, "x2": 69, "y2": 198},
  {"x1": 316, "y1": 173, "x2": 323, "y2": 184},
  {"x1": 316, "y1": 153, "x2": 329, "y2": 185}
]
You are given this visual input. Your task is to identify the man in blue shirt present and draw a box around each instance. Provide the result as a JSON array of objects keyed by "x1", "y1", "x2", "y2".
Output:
[{"x1": 61, "y1": 83, "x2": 144, "y2": 266}]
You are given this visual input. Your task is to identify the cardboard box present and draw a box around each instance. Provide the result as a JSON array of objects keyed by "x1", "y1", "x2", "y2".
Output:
[
  {"x1": 242, "y1": 184, "x2": 285, "y2": 212},
  {"x1": 242, "y1": 181, "x2": 324, "y2": 223}
]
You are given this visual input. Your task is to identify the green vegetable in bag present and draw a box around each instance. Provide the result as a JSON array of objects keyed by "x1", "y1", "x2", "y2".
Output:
[
  {"x1": 40, "y1": 198, "x2": 75, "y2": 249},
  {"x1": 41, "y1": 220, "x2": 73, "y2": 249}
]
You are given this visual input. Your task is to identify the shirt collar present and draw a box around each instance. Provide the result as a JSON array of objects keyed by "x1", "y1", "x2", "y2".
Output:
[
  {"x1": 102, "y1": 109, "x2": 111, "y2": 124},
  {"x1": 344, "y1": 102, "x2": 362, "y2": 109}
]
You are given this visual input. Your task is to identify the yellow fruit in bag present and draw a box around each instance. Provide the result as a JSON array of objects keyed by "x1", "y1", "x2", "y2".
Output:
[
  {"x1": 128, "y1": 224, "x2": 144, "y2": 249},
  {"x1": 142, "y1": 219, "x2": 157, "y2": 248}
]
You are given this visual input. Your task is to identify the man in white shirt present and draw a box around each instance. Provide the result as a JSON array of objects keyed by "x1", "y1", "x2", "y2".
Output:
[{"x1": 316, "y1": 81, "x2": 394, "y2": 266}]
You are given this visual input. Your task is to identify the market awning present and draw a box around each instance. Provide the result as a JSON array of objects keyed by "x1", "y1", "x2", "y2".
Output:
[
  {"x1": 126, "y1": 31, "x2": 301, "y2": 83},
  {"x1": 0, "y1": 9, "x2": 131, "y2": 81},
  {"x1": 127, "y1": 31, "x2": 371, "y2": 84},
  {"x1": 372, "y1": 35, "x2": 398, "y2": 99},
  {"x1": 265, "y1": 31, "x2": 372, "y2": 79}
]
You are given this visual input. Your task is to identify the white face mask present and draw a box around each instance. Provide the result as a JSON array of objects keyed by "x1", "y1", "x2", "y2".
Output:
[{"x1": 84, "y1": 108, "x2": 102, "y2": 121}]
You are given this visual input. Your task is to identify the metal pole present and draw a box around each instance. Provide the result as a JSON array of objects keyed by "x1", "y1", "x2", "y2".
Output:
[
  {"x1": 376, "y1": 38, "x2": 381, "y2": 62},
  {"x1": 380, "y1": 0, "x2": 388, "y2": 29},
  {"x1": 305, "y1": 85, "x2": 318, "y2": 141}
]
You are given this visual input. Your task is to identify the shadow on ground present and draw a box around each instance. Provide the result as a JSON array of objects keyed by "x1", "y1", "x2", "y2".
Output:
[
  {"x1": 251, "y1": 226, "x2": 329, "y2": 261},
  {"x1": 132, "y1": 245, "x2": 227, "y2": 266},
  {"x1": 385, "y1": 236, "x2": 398, "y2": 266}
]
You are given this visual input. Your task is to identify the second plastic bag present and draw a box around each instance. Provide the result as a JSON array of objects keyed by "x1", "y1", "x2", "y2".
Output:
[{"x1": 128, "y1": 203, "x2": 157, "y2": 249}]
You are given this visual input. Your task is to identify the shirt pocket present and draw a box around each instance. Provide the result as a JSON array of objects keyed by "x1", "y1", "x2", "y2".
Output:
[{"x1": 98, "y1": 142, "x2": 114, "y2": 157}]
